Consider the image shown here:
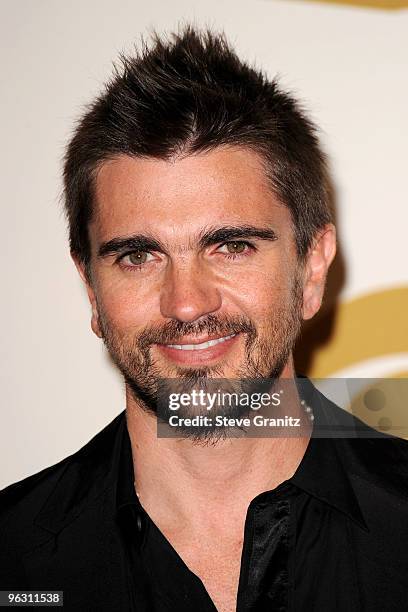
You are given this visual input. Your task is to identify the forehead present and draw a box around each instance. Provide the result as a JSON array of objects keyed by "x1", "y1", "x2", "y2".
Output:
[{"x1": 91, "y1": 147, "x2": 292, "y2": 244}]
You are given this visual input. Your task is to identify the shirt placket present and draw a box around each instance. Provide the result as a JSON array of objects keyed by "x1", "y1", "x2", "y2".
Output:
[{"x1": 237, "y1": 486, "x2": 295, "y2": 612}]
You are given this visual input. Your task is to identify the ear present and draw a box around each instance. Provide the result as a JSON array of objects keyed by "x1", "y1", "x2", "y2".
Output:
[
  {"x1": 72, "y1": 255, "x2": 103, "y2": 338},
  {"x1": 301, "y1": 224, "x2": 337, "y2": 321}
]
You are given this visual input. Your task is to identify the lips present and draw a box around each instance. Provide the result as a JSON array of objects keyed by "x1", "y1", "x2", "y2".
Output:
[
  {"x1": 154, "y1": 332, "x2": 241, "y2": 364},
  {"x1": 163, "y1": 333, "x2": 237, "y2": 351}
]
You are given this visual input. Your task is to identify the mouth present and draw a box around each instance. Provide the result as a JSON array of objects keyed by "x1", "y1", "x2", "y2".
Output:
[{"x1": 154, "y1": 332, "x2": 241, "y2": 365}]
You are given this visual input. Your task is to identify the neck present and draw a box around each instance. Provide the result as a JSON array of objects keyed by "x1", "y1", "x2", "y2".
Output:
[{"x1": 126, "y1": 359, "x2": 312, "y2": 533}]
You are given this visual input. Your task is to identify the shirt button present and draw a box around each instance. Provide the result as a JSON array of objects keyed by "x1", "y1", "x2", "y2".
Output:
[{"x1": 136, "y1": 513, "x2": 143, "y2": 532}]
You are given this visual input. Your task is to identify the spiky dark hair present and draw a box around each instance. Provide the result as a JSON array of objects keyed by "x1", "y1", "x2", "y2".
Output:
[{"x1": 63, "y1": 26, "x2": 332, "y2": 275}]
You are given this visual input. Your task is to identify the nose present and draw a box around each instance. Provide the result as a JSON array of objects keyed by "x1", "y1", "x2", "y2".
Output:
[{"x1": 159, "y1": 259, "x2": 222, "y2": 323}]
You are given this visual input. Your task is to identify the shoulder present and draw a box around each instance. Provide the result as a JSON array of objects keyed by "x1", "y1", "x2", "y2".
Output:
[
  {"x1": 0, "y1": 456, "x2": 70, "y2": 529},
  {"x1": 0, "y1": 450, "x2": 72, "y2": 587},
  {"x1": 314, "y1": 392, "x2": 408, "y2": 554},
  {"x1": 334, "y1": 409, "x2": 408, "y2": 581},
  {"x1": 311, "y1": 383, "x2": 408, "y2": 478},
  {"x1": 0, "y1": 411, "x2": 125, "y2": 531},
  {"x1": 326, "y1": 397, "x2": 408, "y2": 499},
  {"x1": 344, "y1": 424, "x2": 408, "y2": 495},
  {"x1": 0, "y1": 411, "x2": 125, "y2": 587}
]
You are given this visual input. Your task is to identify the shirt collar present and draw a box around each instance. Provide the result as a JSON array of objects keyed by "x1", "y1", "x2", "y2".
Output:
[
  {"x1": 116, "y1": 415, "x2": 142, "y2": 512},
  {"x1": 115, "y1": 378, "x2": 368, "y2": 532},
  {"x1": 291, "y1": 377, "x2": 368, "y2": 531}
]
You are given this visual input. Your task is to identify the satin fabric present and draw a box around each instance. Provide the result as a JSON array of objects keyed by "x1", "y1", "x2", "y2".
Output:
[
  {"x1": 116, "y1": 420, "x2": 362, "y2": 611},
  {"x1": 3, "y1": 378, "x2": 408, "y2": 610}
]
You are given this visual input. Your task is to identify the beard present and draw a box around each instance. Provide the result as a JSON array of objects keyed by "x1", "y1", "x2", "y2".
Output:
[{"x1": 97, "y1": 270, "x2": 304, "y2": 443}]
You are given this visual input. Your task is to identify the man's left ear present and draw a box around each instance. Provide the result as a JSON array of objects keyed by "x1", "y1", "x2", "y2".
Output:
[{"x1": 302, "y1": 224, "x2": 337, "y2": 321}]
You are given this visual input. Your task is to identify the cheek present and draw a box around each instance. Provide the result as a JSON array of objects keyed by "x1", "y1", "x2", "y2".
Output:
[
  {"x1": 229, "y1": 266, "x2": 294, "y2": 322},
  {"x1": 95, "y1": 276, "x2": 157, "y2": 331}
]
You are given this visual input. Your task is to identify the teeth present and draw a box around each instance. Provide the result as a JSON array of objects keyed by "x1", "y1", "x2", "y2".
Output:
[{"x1": 166, "y1": 333, "x2": 236, "y2": 351}]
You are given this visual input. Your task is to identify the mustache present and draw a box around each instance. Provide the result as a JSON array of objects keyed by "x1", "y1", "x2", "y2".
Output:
[{"x1": 136, "y1": 313, "x2": 257, "y2": 349}]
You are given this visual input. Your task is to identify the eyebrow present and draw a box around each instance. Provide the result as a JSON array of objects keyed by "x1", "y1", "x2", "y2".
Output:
[{"x1": 97, "y1": 225, "x2": 278, "y2": 258}]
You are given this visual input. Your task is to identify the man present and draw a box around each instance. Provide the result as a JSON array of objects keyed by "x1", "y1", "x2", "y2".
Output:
[{"x1": 1, "y1": 27, "x2": 408, "y2": 612}]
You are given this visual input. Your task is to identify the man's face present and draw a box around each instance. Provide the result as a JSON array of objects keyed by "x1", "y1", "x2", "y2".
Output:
[{"x1": 80, "y1": 147, "x2": 314, "y2": 419}]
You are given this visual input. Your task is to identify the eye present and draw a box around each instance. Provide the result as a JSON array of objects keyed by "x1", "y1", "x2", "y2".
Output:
[
  {"x1": 217, "y1": 240, "x2": 255, "y2": 257},
  {"x1": 119, "y1": 250, "x2": 155, "y2": 269}
]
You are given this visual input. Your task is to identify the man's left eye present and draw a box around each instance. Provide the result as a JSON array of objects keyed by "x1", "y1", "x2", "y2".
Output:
[{"x1": 218, "y1": 241, "x2": 251, "y2": 255}]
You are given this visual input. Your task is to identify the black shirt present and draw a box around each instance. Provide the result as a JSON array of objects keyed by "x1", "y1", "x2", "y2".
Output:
[
  {"x1": 2, "y1": 379, "x2": 408, "y2": 611},
  {"x1": 115, "y1": 381, "x2": 373, "y2": 611}
]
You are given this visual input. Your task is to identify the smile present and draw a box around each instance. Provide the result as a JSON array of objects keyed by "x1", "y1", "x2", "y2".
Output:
[
  {"x1": 155, "y1": 332, "x2": 241, "y2": 365},
  {"x1": 164, "y1": 333, "x2": 237, "y2": 351}
]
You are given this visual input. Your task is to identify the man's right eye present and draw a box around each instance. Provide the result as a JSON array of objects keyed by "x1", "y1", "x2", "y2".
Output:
[{"x1": 119, "y1": 251, "x2": 153, "y2": 268}]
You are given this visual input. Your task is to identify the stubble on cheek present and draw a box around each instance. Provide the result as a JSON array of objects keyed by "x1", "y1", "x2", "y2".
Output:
[{"x1": 94, "y1": 257, "x2": 304, "y2": 400}]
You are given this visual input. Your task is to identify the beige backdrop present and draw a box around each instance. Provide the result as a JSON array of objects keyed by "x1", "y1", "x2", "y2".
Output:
[{"x1": 1, "y1": 0, "x2": 407, "y2": 488}]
